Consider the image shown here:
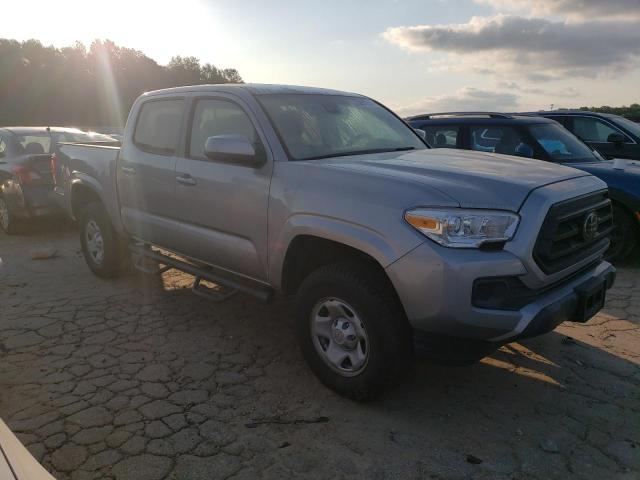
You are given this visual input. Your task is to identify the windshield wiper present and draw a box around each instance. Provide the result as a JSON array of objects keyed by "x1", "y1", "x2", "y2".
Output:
[
  {"x1": 392, "y1": 146, "x2": 417, "y2": 151},
  {"x1": 300, "y1": 146, "x2": 417, "y2": 161}
]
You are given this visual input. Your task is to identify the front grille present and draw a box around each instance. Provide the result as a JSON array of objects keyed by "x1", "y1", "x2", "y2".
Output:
[{"x1": 533, "y1": 190, "x2": 612, "y2": 274}]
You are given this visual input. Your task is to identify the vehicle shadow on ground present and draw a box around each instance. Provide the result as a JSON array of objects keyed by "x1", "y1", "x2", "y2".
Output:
[
  {"x1": 8, "y1": 217, "x2": 76, "y2": 237},
  {"x1": 130, "y1": 272, "x2": 637, "y2": 417},
  {"x1": 1, "y1": 258, "x2": 636, "y2": 479}
]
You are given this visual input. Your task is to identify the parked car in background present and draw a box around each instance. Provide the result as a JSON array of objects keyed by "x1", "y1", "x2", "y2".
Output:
[
  {"x1": 407, "y1": 112, "x2": 640, "y2": 260},
  {"x1": 55, "y1": 84, "x2": 615, "y2": 399},
  {"x1": 525, "y1": 110, "x2": 640, "y2": 161},
  {"x1": 0, "y1": 127, "x2": 114, "y2": 233}
]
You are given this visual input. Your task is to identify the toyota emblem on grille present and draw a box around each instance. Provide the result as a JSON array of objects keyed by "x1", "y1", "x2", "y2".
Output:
[{"x1": 582, "y1": 211, "x2": 599, "y2": 241}]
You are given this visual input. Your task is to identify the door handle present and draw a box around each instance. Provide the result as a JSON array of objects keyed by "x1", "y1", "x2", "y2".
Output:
[
  {"x1": 121, "y1": 166, "x2": 136, "y2": 175},
  {"x1": 176, "y1": 174, "x2": 197, "y2": 186}
]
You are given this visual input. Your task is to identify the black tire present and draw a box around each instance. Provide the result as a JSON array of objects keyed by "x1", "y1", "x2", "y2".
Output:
[
  {"x1": 294, "y1": 260, "x2": 413, "y2": 400},
  {"x1": 0, "y1": 194, "x2": 21, "y2": 235},
  {"x1": 79, "y1": 202, "x2": 127, "y2": 278},
  {"x1": 606, "y1": 205, "x2": 638, "y2": 261}
]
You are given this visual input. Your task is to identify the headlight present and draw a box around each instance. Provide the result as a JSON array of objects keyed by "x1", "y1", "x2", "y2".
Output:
[{"x1": 404, "y1": 208, "x2": 520, "y2": 248}]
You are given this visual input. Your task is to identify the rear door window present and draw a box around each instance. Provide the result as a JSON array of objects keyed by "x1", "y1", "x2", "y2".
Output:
[
  {"x1": 421, "y1": 126, "x2": 459, "y2": 148},
  {"x1": 16, "y1": 134, "x2": 51, "y2": 154},
  {"x1": 470, "y1": 126, "x2": 534, "y2": 156},
  {"x1": 134, "y1": 99, "x2": 185, "y2": 155}
]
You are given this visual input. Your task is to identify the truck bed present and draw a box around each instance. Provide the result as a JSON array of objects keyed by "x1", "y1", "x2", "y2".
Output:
[{"x1": 54, "y1": 142, "x2": 121, "y2": 219}]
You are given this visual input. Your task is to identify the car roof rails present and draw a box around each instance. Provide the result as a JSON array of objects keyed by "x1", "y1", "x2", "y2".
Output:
[{"x1": 407, "y1": 112, "x2": 514, "y2": 121}]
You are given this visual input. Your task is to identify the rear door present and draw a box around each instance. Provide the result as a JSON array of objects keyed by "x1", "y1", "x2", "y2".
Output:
[
  {"x1": 173, "y1": 94, "x2": 273, "y2": 281},
  {"x1": 118, "y1": 96, "x2": 185, "y2": 249}
]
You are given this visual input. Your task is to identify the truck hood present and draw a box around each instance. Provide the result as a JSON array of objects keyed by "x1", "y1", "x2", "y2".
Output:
[{"x1": 320, "y1": 148, "x2": 590, "y2": 211}]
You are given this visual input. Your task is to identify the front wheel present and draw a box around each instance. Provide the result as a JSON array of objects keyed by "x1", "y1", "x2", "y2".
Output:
[
  {"x1": 606, "y1": 205, "x2": 638, "y2": 261},
  {"x1": 79, "y1": 202, "x2": 127, "y2": 278},
  {"x1": 294, "y1": 261, "x2": 413, "y2": 400}
]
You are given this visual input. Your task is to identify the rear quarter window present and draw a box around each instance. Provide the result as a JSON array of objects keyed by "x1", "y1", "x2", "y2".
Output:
[
  {"x1": 420, "y1": 126, "x2": 459, "y2": 148},
  {"x1": 134, "y1": 99, "x2": 185, "y2": 155},
  {"x1": 16, "y1": 134, "x2": 51, "y2": 155}
]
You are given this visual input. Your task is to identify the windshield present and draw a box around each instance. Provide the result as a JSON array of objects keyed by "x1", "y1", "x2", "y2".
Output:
[
  {"x1": 257, "y1": 94, "x2": 427, "y2": 160},
  {"x1": 528, "y1": 123, "x2": 600, "y2": 163},
  {"x1": 614, "y1": 116, "x2": 640, "y2": 138}
]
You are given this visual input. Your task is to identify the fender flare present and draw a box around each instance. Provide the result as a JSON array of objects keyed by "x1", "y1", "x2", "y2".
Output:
[
  {"x1": 68, "y1": 175, "x2": 125, "y2": 235},
  {"x1": 69, "y1": 175, "x2": 104, "y2": 217},
  {"x1": 269, "y1": 213, "x2": 421, "y2": 289}
]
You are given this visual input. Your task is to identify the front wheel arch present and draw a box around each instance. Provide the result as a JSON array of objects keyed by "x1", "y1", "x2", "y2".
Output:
[{"x1": 607, "y1": 201, "x2": 639, "y2": 261}]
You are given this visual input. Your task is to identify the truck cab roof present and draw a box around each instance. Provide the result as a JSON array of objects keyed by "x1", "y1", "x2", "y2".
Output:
[{"x1": 142, "y1": 83, "x2": 364, "y2": 99}]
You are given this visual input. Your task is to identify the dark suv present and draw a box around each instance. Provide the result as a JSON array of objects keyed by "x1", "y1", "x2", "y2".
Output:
[
  {"x1": 406, "y1": 112, "x2": 639, "y2": 260},
  {"x1": 526, "y1": 110, "x2": 640, "y2": 161}
]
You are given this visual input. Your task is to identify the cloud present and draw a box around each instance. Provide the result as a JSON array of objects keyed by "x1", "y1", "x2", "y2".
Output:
[
  {"x1": 474, "y1": 0, "x2": 640, "y2": 20},
  {"x1": 397, "y1": 87, "x2": 520, "y2": 117},
  {"x1": 496, "y1": 81, "x2": 579, "y2": 97},
  {"x1": 383, "y1": 15, "x2": 640, "y2": 78}
]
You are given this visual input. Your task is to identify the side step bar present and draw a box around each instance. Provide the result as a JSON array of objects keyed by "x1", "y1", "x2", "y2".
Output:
[{"x1": 129, "y1": 244, "x2": 274, "y2": 303}]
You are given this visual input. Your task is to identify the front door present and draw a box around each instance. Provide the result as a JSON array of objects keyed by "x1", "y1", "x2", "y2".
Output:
[
  {"x1": 570, "y1": 116, "x2": 637, "y2": 160},
  {"x1": 174, "y1": 95, "x2": 273, "y2": 281},
  {"x1": 118, "y1": 97, "x2": 185, "y2": 249}
]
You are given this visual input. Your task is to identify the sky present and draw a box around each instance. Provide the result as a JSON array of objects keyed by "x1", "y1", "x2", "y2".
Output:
[{"x1": 3, "y1": 0, "x2": 640, "y2": 115}]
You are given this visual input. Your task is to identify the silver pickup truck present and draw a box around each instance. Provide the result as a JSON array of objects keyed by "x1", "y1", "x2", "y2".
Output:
[{"x1": 54, "y1": 84, "x2": 616, "y2": 399}]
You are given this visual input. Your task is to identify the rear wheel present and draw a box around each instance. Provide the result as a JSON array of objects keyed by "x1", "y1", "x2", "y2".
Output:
[
  {"x1": 606, "y1": 205, "x2": 638, "y2": 261},
  {"x1": 80, "y1": 202, "x2": 127, "y2": 278},
  {"x1": 294, "y1": 261, "x2": 412, "y2": 400},
  {"x1": 0, "y1": 194, "x2": 20, "y2": 235}
]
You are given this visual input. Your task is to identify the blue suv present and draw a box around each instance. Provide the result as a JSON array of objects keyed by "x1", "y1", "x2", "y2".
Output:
[
  {"x1": 406, "y1": 112, "x2": 639, "y2": 260},
  {"x1": 526, "y1": 110, "x2": 640, "y2": 161}
]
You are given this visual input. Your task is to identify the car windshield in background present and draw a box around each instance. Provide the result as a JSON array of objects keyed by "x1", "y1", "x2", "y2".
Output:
[
  {"x1": 528, "y1": 124, "x2": 600, "y2": 163},
  {"x1": 615, "y1": 116, "x2": 640, "y2": 138},
  {"x1": 257, "y1": 94, "x2": 426, "y2": 160}
]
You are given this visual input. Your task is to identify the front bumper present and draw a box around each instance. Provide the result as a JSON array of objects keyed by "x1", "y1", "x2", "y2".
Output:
[
  {"x1": 385, "y1": 241, "x2": 615, "y2": 343},
  {"x1": 508, "y1": 264, "x2": 615, "y2": 342}
]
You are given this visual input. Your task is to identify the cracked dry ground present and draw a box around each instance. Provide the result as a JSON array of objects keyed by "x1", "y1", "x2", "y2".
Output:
[{"x1": 0, "y1": 225, "x2": 638, "y2": 480}]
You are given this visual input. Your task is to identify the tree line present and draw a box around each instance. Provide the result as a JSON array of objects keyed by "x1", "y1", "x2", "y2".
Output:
[
  {"x1": 579, "y1": 104, "x2": 640, "y2": 120},
  {"x1": 0, "y1": 38, "x2": 243, "y2": 128}
]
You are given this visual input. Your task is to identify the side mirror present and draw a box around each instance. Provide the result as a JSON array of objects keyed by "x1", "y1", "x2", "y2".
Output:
[
  {"x1": 414, "y1": 128, "x2": 427, "y2": 140},
  {"x1": 204, "y1": 135, "x2": 265, "y2": 167},
  {"x1": 607, "y1": 133, "x2": 626, "y2": 145}
]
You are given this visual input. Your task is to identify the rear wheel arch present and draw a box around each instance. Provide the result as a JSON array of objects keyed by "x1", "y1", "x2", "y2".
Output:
[{"x1": 70, "y1": 183, "x2": 102, "y2": 220}]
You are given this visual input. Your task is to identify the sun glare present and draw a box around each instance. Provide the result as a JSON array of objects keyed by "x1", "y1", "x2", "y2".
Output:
[{"x1": 2, "y1": 0, "x2": 225, "y2": 65}]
